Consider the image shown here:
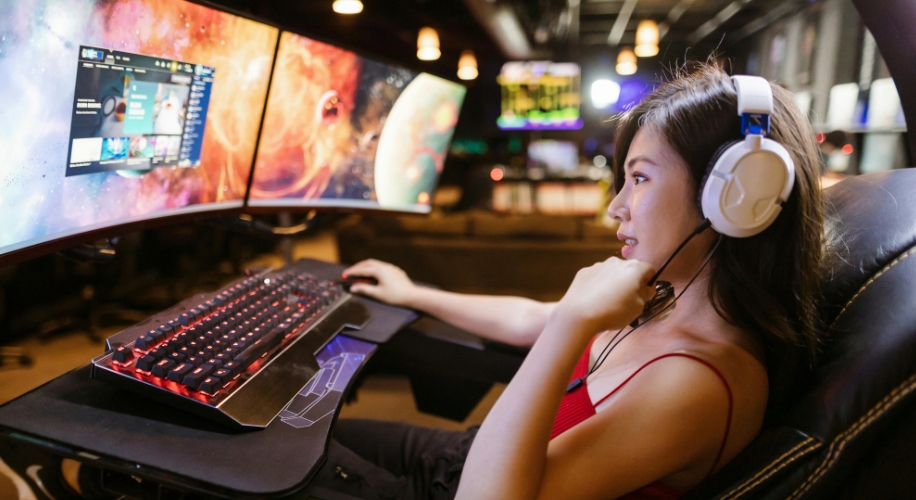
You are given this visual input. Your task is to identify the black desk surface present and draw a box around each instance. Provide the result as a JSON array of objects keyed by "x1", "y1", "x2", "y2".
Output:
[{"x1": 0, "y1": 259, "x2": 417, "y2": 499}]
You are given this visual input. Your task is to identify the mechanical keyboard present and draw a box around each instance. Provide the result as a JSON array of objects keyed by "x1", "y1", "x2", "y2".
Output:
[{"x1": 91, "y1": 263, "x2": 370, "y2": 428}]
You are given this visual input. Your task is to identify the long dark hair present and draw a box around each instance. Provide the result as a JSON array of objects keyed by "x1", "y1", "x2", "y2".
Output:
[{"x1": 612, "y1": 65, "x2": 825, "y2": 419}]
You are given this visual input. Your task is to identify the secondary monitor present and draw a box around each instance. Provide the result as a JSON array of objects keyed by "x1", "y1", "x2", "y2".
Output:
[
  {"x1": 528, "y1": 140, "x2": 579, "y2": 172},
  {"x1": 497, "y1": 61, "x2": 582, "y2": 130},
  {"x1": 0, "y1": 0, "x2": 278, "y2": 261},
  {"x1": 248, "y1": 32, "x2": 467, "y2": 213}
]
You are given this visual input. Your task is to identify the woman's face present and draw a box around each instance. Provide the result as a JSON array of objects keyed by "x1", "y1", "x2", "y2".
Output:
[{"x1": 608, "y1": 127, "x2": 717, "y2": 282}]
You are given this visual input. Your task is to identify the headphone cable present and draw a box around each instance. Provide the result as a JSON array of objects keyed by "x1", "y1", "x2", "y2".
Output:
[{"x1": 566, "y1": 234, "x2": 723, "y2": 393}]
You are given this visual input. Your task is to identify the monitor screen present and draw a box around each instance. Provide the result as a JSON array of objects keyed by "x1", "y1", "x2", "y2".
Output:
[
  {"x1": 248, "y1": 32, "x2": 467, "y2": 213},
  {"x1": 528, "y1": 140, "x2": 579, "y2": 172},
  {"x1": 497, "y1": 61, "x2": 582, "y2": 130},
  {"x1": 0, "y1": 0, "x2": 278, "y2": 259}
]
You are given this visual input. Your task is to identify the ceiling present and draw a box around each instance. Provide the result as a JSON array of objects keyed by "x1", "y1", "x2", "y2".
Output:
[{"x1": 210, "y1": 0, "x2": 801, "y2": 78}]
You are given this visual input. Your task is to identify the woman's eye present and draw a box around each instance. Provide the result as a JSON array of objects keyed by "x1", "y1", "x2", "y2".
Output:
[{"x1": 632, "y1": 173, "x2": 647, "y2": 185}]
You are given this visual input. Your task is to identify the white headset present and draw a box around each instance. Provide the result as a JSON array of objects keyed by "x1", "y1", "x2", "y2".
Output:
[{"x1": 699, "y1": 75, "x2": 796, "y2": 238}]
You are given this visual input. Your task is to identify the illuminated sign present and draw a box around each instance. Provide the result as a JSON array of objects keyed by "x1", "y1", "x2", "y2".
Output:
[{"x1": 497, "y1": 61, "x2": 582, "y2": 130}]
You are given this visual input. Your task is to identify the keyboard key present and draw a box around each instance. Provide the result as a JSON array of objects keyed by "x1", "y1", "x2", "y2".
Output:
[
  {"x1": 136, "y1": 354, "x2": 157, "y2": 371},
  {"x1": 161, "y1": 340, "x2": 180, "y2": 353},
  {"x1": 172, "y1": 332, "x2": 189, "y2": 346},
  {"x1": 167, "y1": 363, "x2": 195, "y2": 383},
  {"x1": 187, "y1": 355, "x2": 206, "y2": 367},
  {"x1": 182, "y1": 364, "x2": 215, "y2": 390},
  {"x1": 213, "y1": 352, "x2": 232, "y2": 366},
  {"x1": 151, "y1": 359, "x2": 177, "y2": 378},
  {"x1": 222, "y1": 361, "x2": 242, "y2": 376},
  {"x1": 150, "y1": 347, "x2": 169, "y2": 359},
  {"x1": 214, "y1": 368, "x2": 233, "y2": 380},
  {"x1": 234, "y1": 328, "x2": 284, "y2": 368},
  {"x1": 168, "y1": 351, "x2": 187, "y2": 363},
  {"x1": 198, "y1": 376, "x2": 224, "y2": 394},
  {"x1": 112, "y1": 346, "x2": 133, "y2": 363},
  {"x1": 134, "y1": 333, "x2": 157, "y2": 350}
]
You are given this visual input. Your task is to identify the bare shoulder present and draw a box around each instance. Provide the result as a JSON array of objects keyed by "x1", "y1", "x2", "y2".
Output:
[{"x1": 589, "y1": 336, "x2": 769, "y2": 486}]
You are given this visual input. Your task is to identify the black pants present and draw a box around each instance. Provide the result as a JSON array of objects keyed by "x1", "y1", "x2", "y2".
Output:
[{"x1": 292, "y1": 419, "x2": 478, "y2": 500}]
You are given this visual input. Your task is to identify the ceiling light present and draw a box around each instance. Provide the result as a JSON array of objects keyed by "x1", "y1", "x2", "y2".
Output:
[
  {"x1": 616, "y1": 48, "x2": 637, "y2": 75},
  {"x1": 332, "y1": 0, "x2": 363, "y2": 14},
  {"x1": 591, "y1": 79, "x2": 621, "y2": 109},
  {"x1": 635, "y1": 20, "x2": 659, "y2": 57},
  {"x1": 457, "y1": 50, "x2": 478, "y2": 80},
  {"x1": 417, "y1": 27, "x2": 441, "y2": 61}
]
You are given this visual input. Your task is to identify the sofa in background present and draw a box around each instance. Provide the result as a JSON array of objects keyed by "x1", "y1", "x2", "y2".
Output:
[{"x1": 336, "y1": 210, "x2": 623, "y2": 301}]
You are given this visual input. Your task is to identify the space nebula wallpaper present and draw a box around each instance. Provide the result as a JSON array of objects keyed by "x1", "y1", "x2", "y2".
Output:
[
  {"x1": 249, "y1": 32, "x2": 467, "y2": 212},
  {"x1": 0, "y1": 0, "x2": 277, "y2": 255}
]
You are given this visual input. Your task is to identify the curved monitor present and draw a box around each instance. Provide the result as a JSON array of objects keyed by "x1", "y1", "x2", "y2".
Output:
[
  {"x1": 248, "y1": 32, "x2": 467, "y2": 213},
  {"x1": 0, "y1": 0, "x2": 278, "y2": 262}
]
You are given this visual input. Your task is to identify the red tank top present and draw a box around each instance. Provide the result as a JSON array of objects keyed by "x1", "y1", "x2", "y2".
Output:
[{"x1": 550, "y1": 337, "x2": 734, "y2": 500}]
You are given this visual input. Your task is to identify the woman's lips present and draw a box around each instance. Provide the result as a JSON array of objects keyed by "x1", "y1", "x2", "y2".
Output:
[{"x1": 621, "y1": 238, "x2": 638, "y2": 259}]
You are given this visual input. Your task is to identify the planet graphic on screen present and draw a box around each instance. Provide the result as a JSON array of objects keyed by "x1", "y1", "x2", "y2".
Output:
[{"x1": 374, "y1": 73, "x2": 466, "y2": 209}]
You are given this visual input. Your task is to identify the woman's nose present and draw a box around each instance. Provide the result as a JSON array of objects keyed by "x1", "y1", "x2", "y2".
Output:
[{"x1": 608, "y1": 195, "x2": 629, "y2": 222}]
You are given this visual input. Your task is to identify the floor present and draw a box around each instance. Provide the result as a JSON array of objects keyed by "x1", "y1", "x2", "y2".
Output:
[{"x1": 0, "y1": 229, "x2": 504, "y2": 499}]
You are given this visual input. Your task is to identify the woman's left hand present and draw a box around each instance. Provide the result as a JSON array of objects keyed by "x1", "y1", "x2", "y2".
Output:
[{"x1": 554, "y1": 257, "x2": 656, "y2": 335}]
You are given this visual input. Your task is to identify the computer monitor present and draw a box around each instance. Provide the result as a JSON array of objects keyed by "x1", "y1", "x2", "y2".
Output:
[
  {"x1": 528, "y1": 140, "x2": 579, "y2": 172},
  {"x1": 247, "y1": 32, "x2": 467, "y2": 213},
  {"x1": 0, "y1": 0, "x2": 278, "y2": 263}
]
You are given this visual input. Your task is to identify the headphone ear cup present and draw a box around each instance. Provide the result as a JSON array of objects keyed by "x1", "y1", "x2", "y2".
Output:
[{"x1": 697, "y1": 140, "x2": 743, "y2": 214}]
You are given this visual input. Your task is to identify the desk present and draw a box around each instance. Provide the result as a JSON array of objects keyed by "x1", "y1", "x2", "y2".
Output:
[{"x1": 0, "y1": 259, "x2": 525, "y2": 499}]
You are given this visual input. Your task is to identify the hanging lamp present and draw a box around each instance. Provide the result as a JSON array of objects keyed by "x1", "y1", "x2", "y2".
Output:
[
  {"x1": 457, "y1": 50, "x2": 478, "y2": 80},
  {"x1": 332, "y1": 0, "x2": 363, "y2": 14},
  {"x1": 616, "y1": 48, "x2": 637, "y2": 75},
  {"x1": 634, "y1": 20, "x2": 659, "y2": 57},
  {"x1": 417, "y1": 27, "x2": 441, "y2": 61}
]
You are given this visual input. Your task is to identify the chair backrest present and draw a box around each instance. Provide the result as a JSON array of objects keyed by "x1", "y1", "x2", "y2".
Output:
[{"x1": 684, "y1": 169, "x2": 916, "y2": 499}]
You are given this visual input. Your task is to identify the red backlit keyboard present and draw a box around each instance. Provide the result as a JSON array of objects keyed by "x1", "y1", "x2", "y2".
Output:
[{"x1": 91, "y1": 264, "x2": 369, "y2": 428}]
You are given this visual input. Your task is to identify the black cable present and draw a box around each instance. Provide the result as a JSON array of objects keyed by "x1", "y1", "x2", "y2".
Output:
[
  {"x1": 566, "y1": 235, "x2": 723, "y2": 393},
  {"x1": 646, "y1": 219, "x2": 712, "y2": 286}
]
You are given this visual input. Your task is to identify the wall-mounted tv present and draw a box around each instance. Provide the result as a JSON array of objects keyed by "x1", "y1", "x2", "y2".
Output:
[{"x1": 497, "y1": 61, "x2": 582, "y2": 130}]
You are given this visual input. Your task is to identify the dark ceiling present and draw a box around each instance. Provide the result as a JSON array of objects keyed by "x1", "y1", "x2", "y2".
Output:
[
  {"x1": 207, "y1": 0, "x2": 802, "y2": 136},
  {"x1": 209, "y1": 0, "x2": 800, "y2": 79}
]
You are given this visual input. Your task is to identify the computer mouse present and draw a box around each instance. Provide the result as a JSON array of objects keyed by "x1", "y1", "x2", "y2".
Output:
[{"x1": 337, "y1": 277, "x2": 378, "y2": 291}]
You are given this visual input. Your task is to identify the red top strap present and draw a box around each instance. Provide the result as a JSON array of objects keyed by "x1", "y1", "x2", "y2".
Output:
[{"x1": 551, "y1": 339, "x2": 734, "y2": 480}]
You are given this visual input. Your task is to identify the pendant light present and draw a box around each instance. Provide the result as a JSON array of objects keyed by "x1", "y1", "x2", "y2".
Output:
[
  {"x1": 457, "y1": 50, "x2": 478, "y2": 80},
  {"x1": 634, "y1": 20, "x2": 659, "y2": 57},
  {"x1": 332, "y1": 0, "x2": 363, "y2": 14},
  {"x1": 417, "y1": 27, "x2": 441, "y2": 61},
  {"x1": 616, "y1": 48, "x2": 637, "y2": 75}
]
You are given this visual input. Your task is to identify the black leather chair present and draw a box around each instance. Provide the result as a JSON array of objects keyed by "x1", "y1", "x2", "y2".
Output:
[{"x1": 684, "y1": 169, "x2": 916, "y2": 499}]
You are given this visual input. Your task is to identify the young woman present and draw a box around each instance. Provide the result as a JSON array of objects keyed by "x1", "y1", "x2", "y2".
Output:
[
  {"x1": 19, "y1": 65, "x2": 822, "y2": 500},
  {"x1": 336, "y1": 65, "x2": 825, "y2": 500}
]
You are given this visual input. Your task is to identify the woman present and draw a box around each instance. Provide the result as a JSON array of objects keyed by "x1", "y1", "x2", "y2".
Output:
[
  {"x1": 334, "y1": 65, "x2": 824, "y2": 500},
  {"x1": 27, "y1": 65, "x2": 823, "y2": 500}
]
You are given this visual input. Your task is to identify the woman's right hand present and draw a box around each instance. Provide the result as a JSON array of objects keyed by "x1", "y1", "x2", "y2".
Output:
[
  {"x1": 553, "y1": 256, "x2": 656, "y2": 337},
  {"x1": 341, "y1": 259, "x2": 418, "y2": 307}
]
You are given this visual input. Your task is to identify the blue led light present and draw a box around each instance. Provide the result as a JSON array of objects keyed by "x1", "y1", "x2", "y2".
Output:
[{"x1": 741, "y1": 113, "x2": 771, "y2": 136}]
